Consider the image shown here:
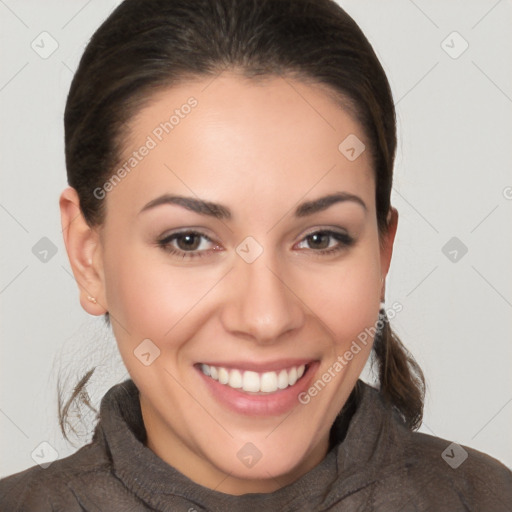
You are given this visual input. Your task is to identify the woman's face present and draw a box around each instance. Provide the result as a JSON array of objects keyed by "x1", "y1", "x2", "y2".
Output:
[{"x1": 64, "y1": 72, "x2": 397, "y2": 494}]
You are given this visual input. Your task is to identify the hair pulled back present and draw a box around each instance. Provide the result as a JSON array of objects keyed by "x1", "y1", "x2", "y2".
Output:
[{"x1": 60, "y1": 0, "x2": 425, "y2": 439}]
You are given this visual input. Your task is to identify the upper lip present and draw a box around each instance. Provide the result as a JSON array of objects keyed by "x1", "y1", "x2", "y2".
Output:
[{"x1": 196, "y1": 358, "x2": 315, "y2": 373}]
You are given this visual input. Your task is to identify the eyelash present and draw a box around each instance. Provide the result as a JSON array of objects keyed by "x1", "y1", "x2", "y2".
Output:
[{"x1": 156, "y1": 229, "x2": 354, "y2": 260}]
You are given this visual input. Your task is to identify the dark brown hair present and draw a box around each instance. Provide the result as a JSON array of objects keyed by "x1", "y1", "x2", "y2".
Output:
[{"x1": 60, "y1": 0, "x2": 425, "y2": 440}]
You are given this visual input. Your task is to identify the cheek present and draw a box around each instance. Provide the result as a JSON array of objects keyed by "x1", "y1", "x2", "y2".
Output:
[
  {"x1": 103, "y1": 245, "x2": 221, "y2": 341},
  {"x1": 305, "y1": 246, "x2": 382, "y2": 347}
]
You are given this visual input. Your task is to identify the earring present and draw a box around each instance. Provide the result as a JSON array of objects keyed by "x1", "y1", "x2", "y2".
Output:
[
  {"x1": 375, "y1": 301, "x2": 387, "y2": 343},
  {"x1": 87, "y1": 295, "x2": 97, "y2": 304}
]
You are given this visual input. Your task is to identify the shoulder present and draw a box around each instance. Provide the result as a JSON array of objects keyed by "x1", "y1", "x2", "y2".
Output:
[
  {"x1": 0, "y1": 438, "x2": 113, "y2": 511},
  {"x1": 405, "y1": 427, "x2": 511, "y2": 480},
  {"x1": 394, "y1": 424, "x2": 512, "y2": 510},
  {"x1": 357, "y1": 383, "x2": 512, "y2": 510}
]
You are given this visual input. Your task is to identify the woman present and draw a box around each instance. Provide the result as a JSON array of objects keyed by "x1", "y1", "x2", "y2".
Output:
[{"x1": 1, "y1": 0, "x2": 510, "y2": 510}]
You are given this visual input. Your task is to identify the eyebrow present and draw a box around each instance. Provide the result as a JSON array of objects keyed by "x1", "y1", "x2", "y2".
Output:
[{"x1": 139, "y1": 191, "x2": 367, "y2": 220}]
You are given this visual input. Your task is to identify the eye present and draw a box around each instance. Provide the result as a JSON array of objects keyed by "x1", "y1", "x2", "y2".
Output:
[
  {"x1": 295, "y1": 229, "x2": 354, "y2": 256},
  {"x1": 157, "y1": 231, "x2": 221, "y2": 259},
  {"x1": 156, "y1": 228, "x2": 354, "y2": 260}
]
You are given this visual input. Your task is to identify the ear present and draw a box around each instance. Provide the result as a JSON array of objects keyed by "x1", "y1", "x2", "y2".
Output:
[
  {"x1": 59, "y1": 187, "x2": 107, "y2": 316},
  {"x1": 379, "y1": 207, "x2": 398, "y2": 299}
]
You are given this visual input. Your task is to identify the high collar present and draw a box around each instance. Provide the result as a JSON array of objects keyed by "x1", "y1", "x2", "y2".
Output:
[{"x1": 95, "y1": 378, "x2": 406, "y2": 511}]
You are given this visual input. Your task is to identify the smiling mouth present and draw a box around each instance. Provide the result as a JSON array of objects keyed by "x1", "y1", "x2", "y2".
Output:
[{"x1": 198, "y1": 363, "x2": 309, "y2": 394}]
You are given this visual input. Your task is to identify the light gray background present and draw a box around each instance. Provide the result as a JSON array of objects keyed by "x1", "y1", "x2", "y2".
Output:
[{"x1": 1, "y1": 0, "x2": 511, "y2": 477}]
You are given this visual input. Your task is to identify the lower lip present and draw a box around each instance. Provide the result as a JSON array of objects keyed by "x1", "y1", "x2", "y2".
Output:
[{"x1": 196, "y1": 362, "x2": 319, "y2": 417}]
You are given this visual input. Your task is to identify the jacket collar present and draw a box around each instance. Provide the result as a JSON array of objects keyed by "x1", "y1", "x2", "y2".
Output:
[{"x1": 96, "y1": 378, "x2": 406, "y2": 510}]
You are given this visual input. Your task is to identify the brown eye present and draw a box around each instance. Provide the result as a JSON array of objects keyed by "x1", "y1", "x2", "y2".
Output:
[
  {"x1": 175, "y1": 233, "x2": 202, "y2": 251},
  {"x1": 157, "y1": 231, "x2": 221, "y2": 259},
  {"x1": 305, "y1": 232, "x2": 331, "y2": 250},
  {"x1": 296, "y1": 229, "x2": 354, "y2": 255}
]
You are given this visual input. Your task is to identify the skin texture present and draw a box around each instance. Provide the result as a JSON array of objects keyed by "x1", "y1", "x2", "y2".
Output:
[{"x1": 60, "y1": 71, "x2": 398, "y2": 495}]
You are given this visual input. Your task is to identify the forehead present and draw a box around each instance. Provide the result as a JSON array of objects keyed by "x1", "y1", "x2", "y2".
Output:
[{"x1": 106, "y1": 72, "x2": 375, "y2": 219}]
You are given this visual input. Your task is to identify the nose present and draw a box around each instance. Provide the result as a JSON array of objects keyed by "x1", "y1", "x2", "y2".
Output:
[{"x1": 220, "y1": 251, "x2": 305, "y2": 345}]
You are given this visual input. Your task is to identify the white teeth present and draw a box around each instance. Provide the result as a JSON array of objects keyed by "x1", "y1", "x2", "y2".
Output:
[
  {"x1": 277, "y1": 369, "x2": 288, "y2": 390},
  {"x1": 199, "y1": 363, "x2": 308, "y2": 393},
  {"x1": 288, "y1": 367, "x2": 298, "y2": 386},
  {"x1": 260, "y1": 371, "x2": 278, "y2": 393},
  {"x1": 229, "y1": 369, "x2": 243, "y2": 389},
  {"x1": 218, "y1": 367, "x2": 229, "y2": 385},
  {"x1": 242, "y1": 371, "x2": 260, "y2": 392}
]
